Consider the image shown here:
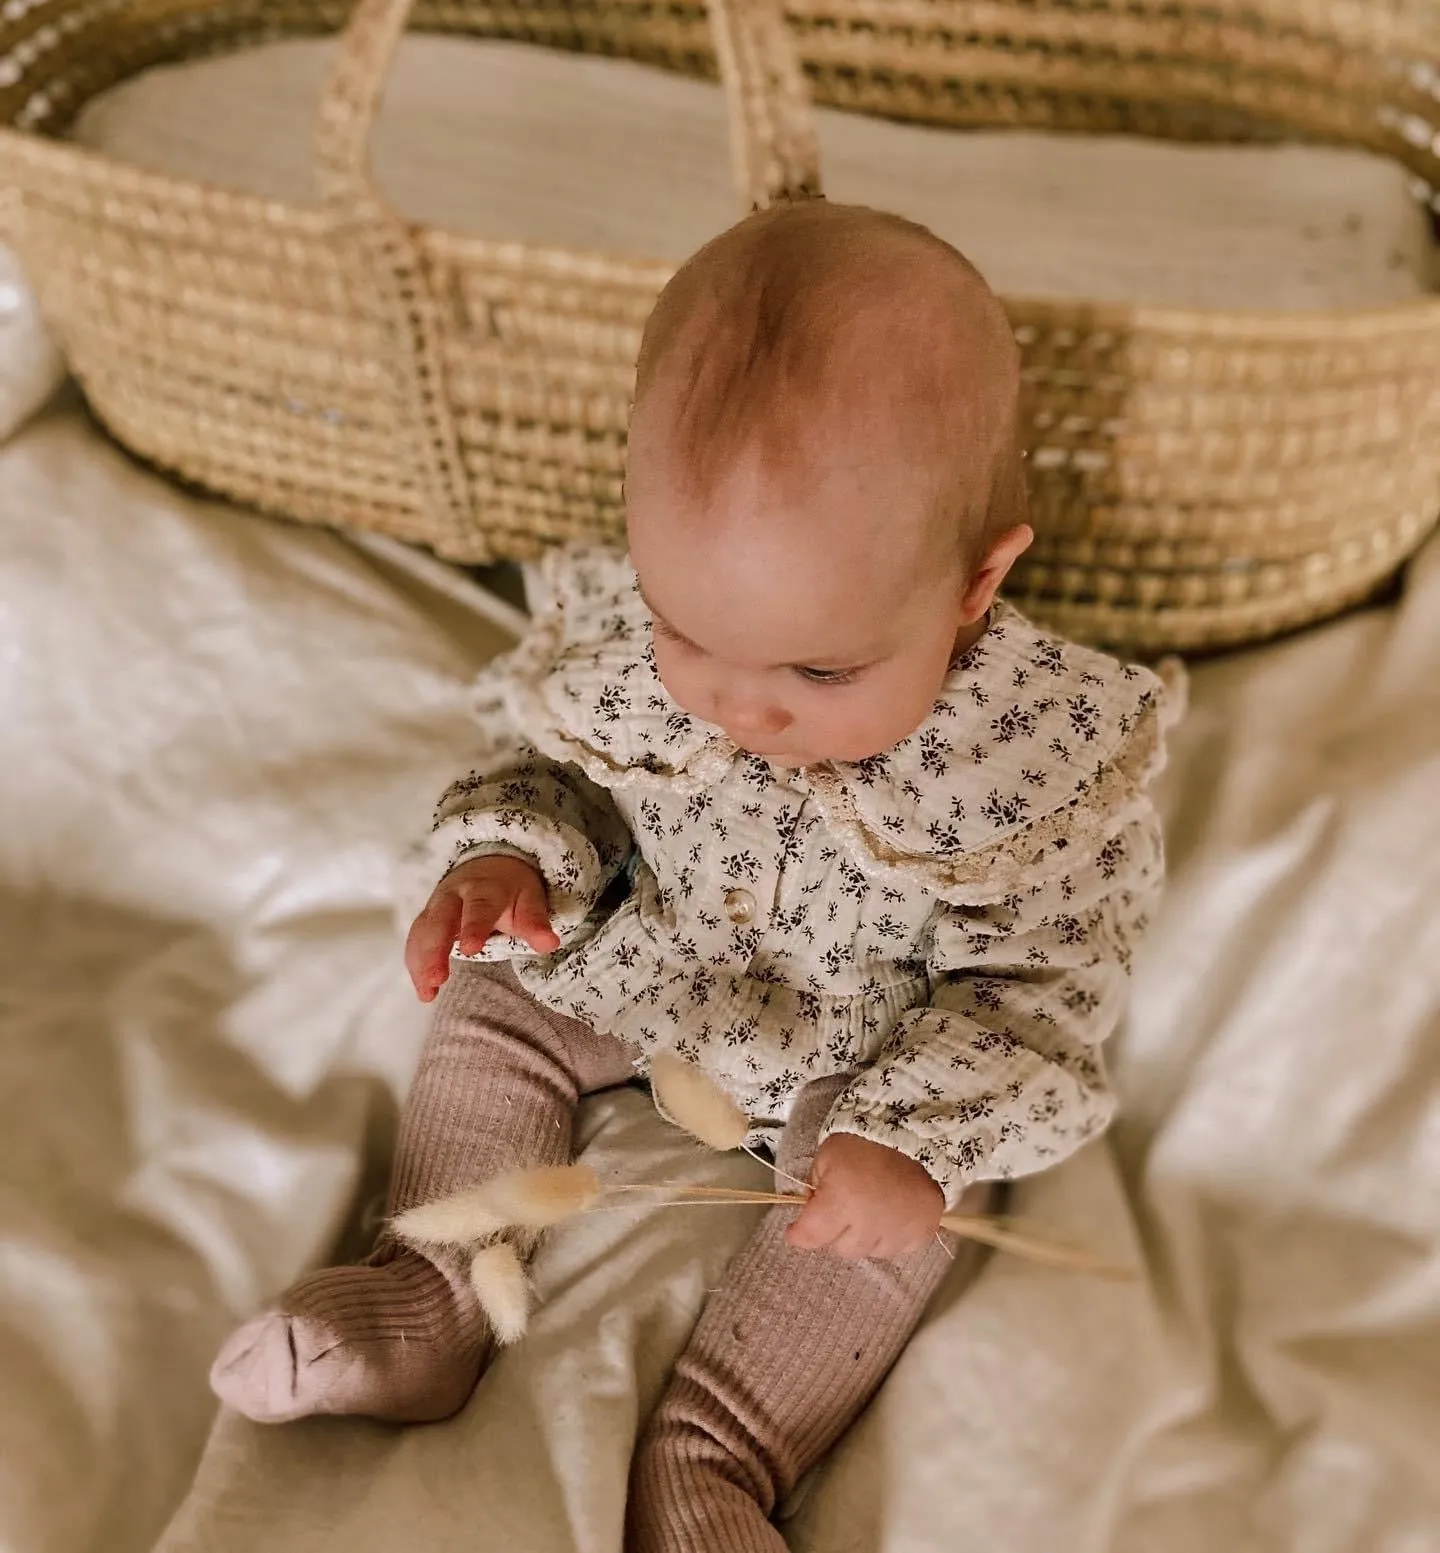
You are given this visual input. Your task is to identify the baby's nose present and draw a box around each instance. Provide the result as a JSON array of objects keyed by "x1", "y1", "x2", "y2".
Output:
[{"x1": 717, "y1": 696, "x2": 792, "y2": 739}]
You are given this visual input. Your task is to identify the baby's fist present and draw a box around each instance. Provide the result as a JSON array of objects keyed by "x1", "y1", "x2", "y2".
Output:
[
  {"x1": 786, "y1": 1132, "x2": 944, "y2": 1260},
  {"x1": 405, "y1": 854, "x2": 559, "y2": 1003}
]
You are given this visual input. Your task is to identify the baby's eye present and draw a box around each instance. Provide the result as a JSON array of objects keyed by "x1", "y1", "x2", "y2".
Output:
[{"x1": 794, "y1": 665, "x2": 862, "y2": 687}]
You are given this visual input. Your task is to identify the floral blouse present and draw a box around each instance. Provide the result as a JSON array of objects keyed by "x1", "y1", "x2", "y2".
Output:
[{"x1": 405, "y1": 546, "x2": 1178, "y2": 1206}]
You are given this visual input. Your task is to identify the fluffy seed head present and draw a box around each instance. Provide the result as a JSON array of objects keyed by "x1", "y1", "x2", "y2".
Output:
[
  {"x1": 650, "y1": 1051, "x2": 751, "y2": 1151},
  {"x1": 393, "y1": 1163, "x2": 601, "y2": 1245},
  {"x1": 469, "y1": 1242, "x2": 530, "y2": 1344}
]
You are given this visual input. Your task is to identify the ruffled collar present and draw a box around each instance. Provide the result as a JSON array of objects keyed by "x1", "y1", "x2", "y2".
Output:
[{"x1": 504, "y1": 546, "x2": 1172, "y2": 889}]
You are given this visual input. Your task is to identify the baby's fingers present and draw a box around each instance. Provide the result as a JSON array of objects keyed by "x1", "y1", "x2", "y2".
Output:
[
  {"x1": 456, "y1": 882, "x2": 508, "y2": 957},
  {"x1": 405, "y1": 893, "x2": 463, "y2": 1003},
  {"x1": 830, "y1": 1230, "x2": 884, "y2": 1261},
  {"x1": 509, "y1": 873, "x2": 561, "y2": 956},
  {"x1": 785, "y1": 1192, "x2": 847, "y2": 1253}
]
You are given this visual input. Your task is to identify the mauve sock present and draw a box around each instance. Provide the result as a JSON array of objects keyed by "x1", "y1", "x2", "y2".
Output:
[
  {"x1": 210, "y1": 962, "x2": 634, "y2": 1424},
  {"x1": 626, "y1": 1074, "x2": 995, "y2": 1552}
]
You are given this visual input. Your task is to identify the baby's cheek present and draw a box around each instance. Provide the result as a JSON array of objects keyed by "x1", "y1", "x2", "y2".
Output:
[
  {"x1": 797, "y1": 701, "x2": 890, "y2": 764},
  {"x1": 652, "y1": 645, "x2": 705, "y2": 718},
  {"x1": 880, "y1": 664, "x2": 952, "y2": 741},
  {"x1": 831, "y1": 685, "x2": 929, "y2": 757}
]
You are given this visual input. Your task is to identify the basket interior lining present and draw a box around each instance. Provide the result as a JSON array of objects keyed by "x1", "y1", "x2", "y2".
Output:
[{"x1": 0, "y1": 0, "x2": 1438, "y2": 207}]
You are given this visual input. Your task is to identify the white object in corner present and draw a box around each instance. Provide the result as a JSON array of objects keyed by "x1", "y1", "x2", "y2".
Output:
[{"x1": 0, "y1": 245, "x2": 63, "y2": 441}]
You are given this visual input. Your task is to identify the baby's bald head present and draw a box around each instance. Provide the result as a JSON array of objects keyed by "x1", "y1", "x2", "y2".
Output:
[
  {"x1": 627, "y1": 200, "x2": 1026, "y2": 586},
  {"x1": 625, "y1": 201, "x2": 1034, "y2": 767}
]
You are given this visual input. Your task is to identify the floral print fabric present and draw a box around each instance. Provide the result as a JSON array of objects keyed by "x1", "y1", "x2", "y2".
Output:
[{"x1": 406, "y1": 546, "x2": 1173, "y2": 1206}]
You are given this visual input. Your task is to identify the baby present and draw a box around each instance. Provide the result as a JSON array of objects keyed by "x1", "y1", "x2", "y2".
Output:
[{"x1": 212, "y1": 201, "x2": 1171, "y2": 1551}]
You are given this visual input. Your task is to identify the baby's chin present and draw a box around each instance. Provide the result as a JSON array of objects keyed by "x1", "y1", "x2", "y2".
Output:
[
  {"x1": 739, "y1": 739, "x2": 895, "y2": 769},
  {"x1": 734, "y1": 714, "x2": 936, "y2": 767},
  {"x1": 726, "y1": 737, "x2": 822, "y2": 769}
]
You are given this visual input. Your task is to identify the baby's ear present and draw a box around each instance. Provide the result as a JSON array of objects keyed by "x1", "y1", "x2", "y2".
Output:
[{"x1": 960, "y1": 522, "x2": 1034, "y2": 623}]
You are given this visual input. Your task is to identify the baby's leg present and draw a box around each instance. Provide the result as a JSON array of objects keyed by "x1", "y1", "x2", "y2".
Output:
[
  {"x1": 627, "y1": 1075, "x2": 994, "y2": 1553},
  {"x1": 210, "y1": 962, "x2": 633, "y2": 1424}
]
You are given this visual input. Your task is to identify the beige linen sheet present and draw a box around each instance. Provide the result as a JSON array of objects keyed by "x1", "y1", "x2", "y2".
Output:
[{"x1": 1, "y1": 399, "x2": 1436, "y2": 1553}]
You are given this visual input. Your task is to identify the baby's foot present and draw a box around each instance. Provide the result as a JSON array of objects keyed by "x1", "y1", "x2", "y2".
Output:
[{"x1": 210, "y1": 1250, "x2": 489, "y2": 1424}]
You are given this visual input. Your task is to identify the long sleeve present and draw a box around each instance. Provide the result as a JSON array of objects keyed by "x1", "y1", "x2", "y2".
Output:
[
  {"x1": 821, "y1": 802, "x2": 1164, "y2": 1207},
  {"x1": 399, "y1": 675, "x2": 634, "y2": 948}
]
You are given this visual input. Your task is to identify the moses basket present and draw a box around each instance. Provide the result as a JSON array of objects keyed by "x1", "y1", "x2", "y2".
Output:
[{"x1": 0, "y1": 0, "x2": 1438, "y2": 653}]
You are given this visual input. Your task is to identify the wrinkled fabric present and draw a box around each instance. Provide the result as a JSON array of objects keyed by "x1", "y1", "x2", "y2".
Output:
[
  {"x1": 0, "y1": 403, "x2": 519, "y2": 1553},
  {"x1": 3, "y1": 403, "x2": 1437, "y2": 1553}
]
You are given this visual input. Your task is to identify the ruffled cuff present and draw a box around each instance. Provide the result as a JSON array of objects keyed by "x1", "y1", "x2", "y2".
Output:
[{"x1": 392, "y1": 809, "x2": 607, "y2": 955}]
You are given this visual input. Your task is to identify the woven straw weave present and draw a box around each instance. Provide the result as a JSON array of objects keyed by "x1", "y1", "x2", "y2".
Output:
[{"x1": 0, "y1": 0, "x2": 1438, "y2": 654}]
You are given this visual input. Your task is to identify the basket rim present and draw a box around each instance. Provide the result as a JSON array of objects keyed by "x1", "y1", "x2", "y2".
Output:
[
  {"x1": 5, "y1": 44, "x2": 1440, "y2": 335},
  {"x1": 0, "y1": 125, "x2": 336, "y2": 237}
]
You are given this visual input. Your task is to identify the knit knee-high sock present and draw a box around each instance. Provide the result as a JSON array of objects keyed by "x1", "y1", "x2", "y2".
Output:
[
  {"x1": 627, "y1": 1072, "x2": 995, "y2": 1552},
  {"x1": 210, "y1": 963, "x2": 633, "y2": 1425},
  {"x1": 626, "y1": 1213, "x2": 973, "y2": 1552}
]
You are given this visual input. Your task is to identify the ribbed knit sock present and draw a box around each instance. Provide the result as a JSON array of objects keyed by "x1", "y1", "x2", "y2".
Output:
[
  {"x1": 210, "y1": 964, "x2": 633, "y2": 1424},
  {"x1": 626, "y1": 1074, "x2": 995, "y2": 1551}
]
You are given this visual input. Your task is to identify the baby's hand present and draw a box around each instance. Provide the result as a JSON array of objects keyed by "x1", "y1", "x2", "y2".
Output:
[
  {"x1": 786, "y1": 1133, "x2": 944, "y2": 1260},
  {"x1": 405, "y1": 855, "x2": 560, "y2": 1003}
]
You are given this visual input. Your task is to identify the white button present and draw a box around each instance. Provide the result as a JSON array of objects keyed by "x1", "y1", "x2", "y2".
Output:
[{"x1": 723, "y1": 888, "x2": 756, "y2": 925}]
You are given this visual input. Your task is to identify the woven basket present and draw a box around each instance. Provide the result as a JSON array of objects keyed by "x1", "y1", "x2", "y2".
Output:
[{"x1": 1, "y1": 0, "x2": 1438, "y2": 655}]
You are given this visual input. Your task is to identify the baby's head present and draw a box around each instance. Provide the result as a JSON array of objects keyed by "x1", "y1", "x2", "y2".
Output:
[{"x1": 625, "y1": 200, "x2": 1032, "y2": 766}]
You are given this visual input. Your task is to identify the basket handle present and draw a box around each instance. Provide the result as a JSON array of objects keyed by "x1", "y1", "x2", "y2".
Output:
[
  {"x1": 708, "y1": 0, "x2": 823, "y2": 208},
  {"x1": 314, "y1": 0, "x2": 822, "y2": 214}
]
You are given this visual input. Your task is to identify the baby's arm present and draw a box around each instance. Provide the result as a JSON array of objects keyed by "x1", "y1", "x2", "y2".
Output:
[
  {"x1": 402, "y1": 684, "x2": 633, "y2": 1000},
  {"x1": 818, "y1": 801, "x2": 1164, "y2": 1218}
]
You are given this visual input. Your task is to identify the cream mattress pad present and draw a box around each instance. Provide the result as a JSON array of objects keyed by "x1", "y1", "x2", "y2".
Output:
[{"x1": 74, "y1": 35, "x2": 1434, "y2": 310}]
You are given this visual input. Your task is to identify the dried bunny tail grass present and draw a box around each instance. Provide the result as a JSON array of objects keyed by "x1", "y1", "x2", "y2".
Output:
[
  {"x1": 396, "y1": 1163, "x2": 1131, "y2": 1284},
  {"x1": 392, "y1": 1189, "x2": 508, "y2": 1246},
  {"x1": 488, "y1": 1163, "x2": 602, "y2": 1228},
  {"x1": 395, "y1": 1163, "x2": 601, "y2": 1245},
  {"x1": 648, "y1": 1053, "x2": 813, "y2": 1193},
  {"x1": 649, "y1": 1051, "x2": 750, "y2": 1151},
  {"x1": 609, "y1": 1186, "x2": 1134, "y2": 1280},
  {"x1": 939, "y1": 1213, "x2": 1135, "y2": 1282},
  {"x1": 469, "y1": 1242, "x2": 530, "y2": 1345}
]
